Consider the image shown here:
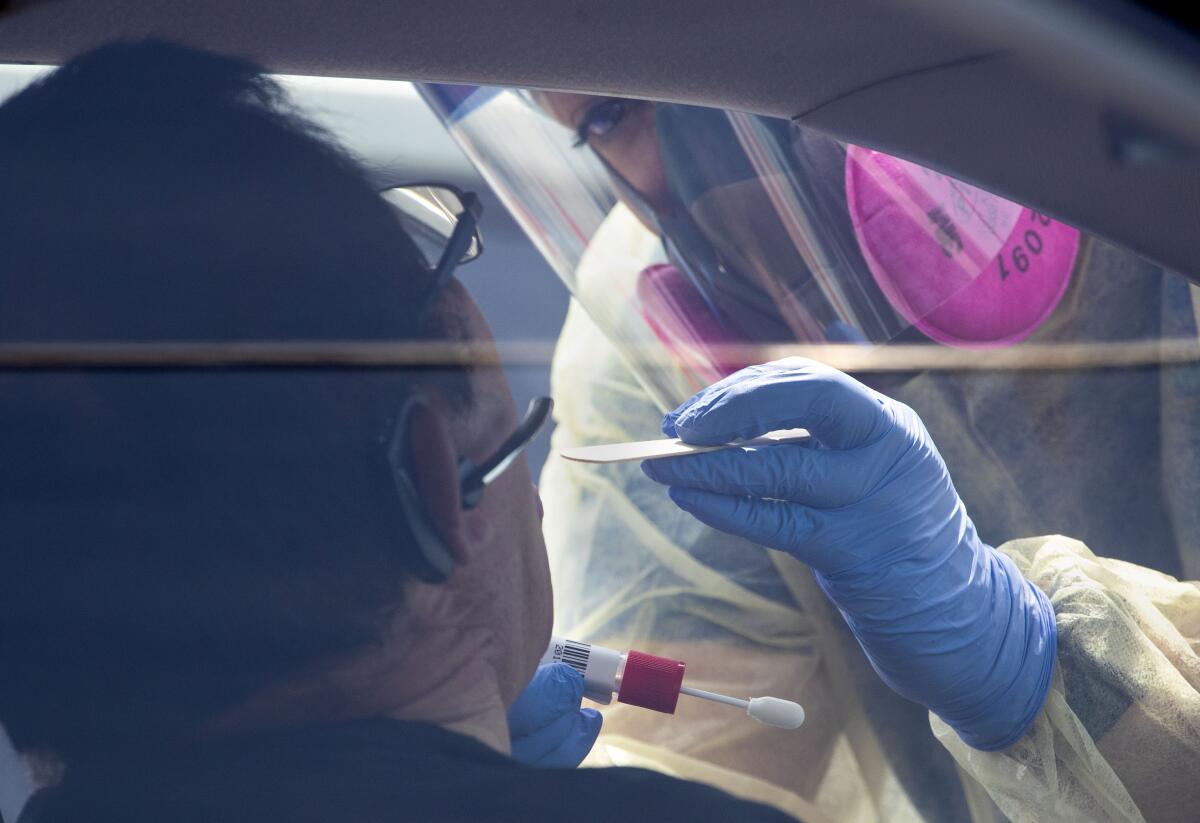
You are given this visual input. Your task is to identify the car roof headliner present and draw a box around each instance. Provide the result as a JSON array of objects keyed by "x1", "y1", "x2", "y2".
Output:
[{"x1": 3, "y1": 0, "x2": 1200, "y2": 277}]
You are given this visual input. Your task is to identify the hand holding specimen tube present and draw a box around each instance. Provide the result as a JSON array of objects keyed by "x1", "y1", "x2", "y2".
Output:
[{"x1": 508, "y1": 663, "x2": 603, "y2": 768}]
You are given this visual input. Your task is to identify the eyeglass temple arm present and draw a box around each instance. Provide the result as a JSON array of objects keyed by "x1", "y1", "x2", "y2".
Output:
[
  {"x1": 432, "y1": 191, "x2": 482, "y2": 290},
  {"x1": 459, "y1": 395, "x2": 553, "y2": 510}
]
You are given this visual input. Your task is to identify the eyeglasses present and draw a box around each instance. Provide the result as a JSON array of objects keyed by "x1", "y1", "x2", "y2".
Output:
[
  {"x1": 379, "y1": 182, "x2": 483, "y2": 300},
  {"x1": 379, "y1": 184, "x2": 550, "y2": 566},
  {"x1": 459, "y1": 396, "x2": 553, "y2": 510},
  {"x1": 380, "y1": 183, "x2": 550, "y2": 506},
  {"x1": 389, "y1": 392, "x2": 552, "y2": 584}
]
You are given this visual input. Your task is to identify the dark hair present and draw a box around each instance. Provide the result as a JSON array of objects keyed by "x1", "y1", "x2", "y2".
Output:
[{"x1": 0, "y1": 41, "x2": 458, "y2": 757}]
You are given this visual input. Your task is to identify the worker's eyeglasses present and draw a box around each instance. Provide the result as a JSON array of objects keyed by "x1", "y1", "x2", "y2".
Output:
[{"x1": 380, "y1": 183, "x2": 483, "y2": 296}]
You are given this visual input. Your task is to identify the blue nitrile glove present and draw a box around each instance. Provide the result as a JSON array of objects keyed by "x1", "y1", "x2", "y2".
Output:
[
  {"x1": 641, "y1": 358, "x2": 1056, "y2": 751},
  {"x1": 508, "y1": 663, "x2": 603, "y2": 768}
]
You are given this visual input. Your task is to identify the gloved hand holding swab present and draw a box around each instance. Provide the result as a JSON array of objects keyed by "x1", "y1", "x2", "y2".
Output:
[{"x1": 541, "y1": 637, "x2": 805, "y2": 730}]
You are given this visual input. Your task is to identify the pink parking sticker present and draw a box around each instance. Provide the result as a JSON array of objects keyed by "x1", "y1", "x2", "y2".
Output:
[{"x1": 845, "y1": 146, "x2": 1080, "y2": 348}]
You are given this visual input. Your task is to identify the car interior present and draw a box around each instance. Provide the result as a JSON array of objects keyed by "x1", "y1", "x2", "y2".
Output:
[
  {"x1": 1, "y1": 3, "x2": 1199, "y2": 822},
  {"x1": 1, "y1": 0, "x2": 1198, "y2": 276}
]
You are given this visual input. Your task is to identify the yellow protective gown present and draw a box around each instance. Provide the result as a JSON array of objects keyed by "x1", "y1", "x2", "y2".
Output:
[
  {"x1": 939, "y1": 535, "x2": 1200, "y2": 823},
  {"x1": 541, "y1": 204, "x2": 1200, "y2": 822}
]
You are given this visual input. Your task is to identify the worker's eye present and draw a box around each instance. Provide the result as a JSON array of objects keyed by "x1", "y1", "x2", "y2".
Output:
[{"x1": 573, "y1": 99, "x2": 636, "y2": 147}]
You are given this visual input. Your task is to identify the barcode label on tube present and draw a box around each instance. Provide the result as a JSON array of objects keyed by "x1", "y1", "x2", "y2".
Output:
[{"x1": 559, "y1": 640, "x2": 591, "y2": 676}]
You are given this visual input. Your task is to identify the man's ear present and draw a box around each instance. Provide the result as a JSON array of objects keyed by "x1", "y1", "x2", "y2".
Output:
[{"x1": 406, "y1": 398, "x2": 471, "y2": 568}]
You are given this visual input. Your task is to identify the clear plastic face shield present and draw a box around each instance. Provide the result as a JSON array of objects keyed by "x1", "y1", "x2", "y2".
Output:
[
  {"x1": 419, "y1": 85, "x2": 1085, "y2": 411},
  {"x1": 423, "y1": 85, "x2": 1200, "y2": 823}
]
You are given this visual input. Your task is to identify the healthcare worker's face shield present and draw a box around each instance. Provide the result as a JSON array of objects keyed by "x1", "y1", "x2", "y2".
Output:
[
  {"x1": 424, "y1": 86, "x2": 1200, "y2": 823},
  {"x1": 419, "y1": 85, "x2": 1084, "y2": 410}
]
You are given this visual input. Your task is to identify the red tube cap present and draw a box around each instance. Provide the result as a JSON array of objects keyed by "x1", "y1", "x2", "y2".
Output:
[{"x1": 618, "y1": 650, "x2": 686, "y2": 714}]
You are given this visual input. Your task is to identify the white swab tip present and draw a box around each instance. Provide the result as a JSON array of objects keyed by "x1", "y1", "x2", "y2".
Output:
[{"x1": 747, "y1": 696, "x2": 805, "y2": 729}]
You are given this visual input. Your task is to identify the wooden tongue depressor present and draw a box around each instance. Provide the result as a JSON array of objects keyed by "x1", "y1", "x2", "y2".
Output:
[{"x1": 559, "y1": 428, "x2": 811, "y2": 464}]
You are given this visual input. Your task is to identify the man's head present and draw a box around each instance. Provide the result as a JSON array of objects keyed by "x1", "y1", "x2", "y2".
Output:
[{"x1": 0, "y1": 41, "x2": 550, "y2": 759}]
